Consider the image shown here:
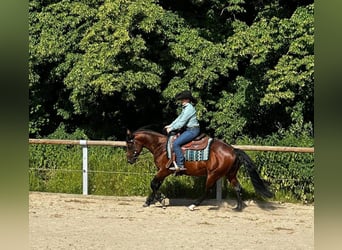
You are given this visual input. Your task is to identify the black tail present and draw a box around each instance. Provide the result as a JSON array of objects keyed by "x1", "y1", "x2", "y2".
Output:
[{"x1": 234, "y1": 148, "x2": 274, "y2": 198}]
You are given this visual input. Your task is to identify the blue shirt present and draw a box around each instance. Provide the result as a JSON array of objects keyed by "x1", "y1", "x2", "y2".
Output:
[{"x1": 170, "y1": 103, "x2": 199, "y2": 130}]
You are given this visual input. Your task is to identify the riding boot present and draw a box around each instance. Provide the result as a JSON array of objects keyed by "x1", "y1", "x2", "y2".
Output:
[{"x1": 174, "y1": 160, "x2": 186, "y2": 172}]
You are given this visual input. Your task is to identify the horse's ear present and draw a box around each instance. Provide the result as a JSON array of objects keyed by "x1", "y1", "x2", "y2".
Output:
[{"x1": 126, "y1": 129, "x2": 133, "y2": 140}]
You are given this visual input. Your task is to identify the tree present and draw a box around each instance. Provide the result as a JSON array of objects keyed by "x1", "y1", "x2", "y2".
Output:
[
  {"x1": 29, "y1": 0, "x2": 314, "y2": 141},
  {"x1": 204, "y1": 3, "x2": 314, "y2": 140},
  {"x1": 29, "y1": 0, "x2": 99, "y2": 135},
  {"x1": 261, "y1": 5, "x2": 314, "y2": 123}
]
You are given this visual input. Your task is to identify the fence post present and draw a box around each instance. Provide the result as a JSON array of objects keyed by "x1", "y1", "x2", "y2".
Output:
[
  {"x1": 80, "y1": 140, "x2": 88, "y2": 195},
  {"x1": 216, "y1": 178, "x2": 222, "y2": 201}
]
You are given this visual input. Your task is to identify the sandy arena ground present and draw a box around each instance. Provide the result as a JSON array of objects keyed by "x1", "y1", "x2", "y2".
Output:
[{"x1": 29, "y1": 192, "x2": 314, "y2": 249}]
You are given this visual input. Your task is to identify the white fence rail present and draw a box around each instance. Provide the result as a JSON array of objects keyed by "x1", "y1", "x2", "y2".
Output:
[{"x1": 29, "y1": 139, "x2": 314, "y2": 199}]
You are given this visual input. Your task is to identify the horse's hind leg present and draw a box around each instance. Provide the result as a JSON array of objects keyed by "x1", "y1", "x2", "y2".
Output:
[
  {"x1": 189, "y1": 174, "x2": 218, "y2": 211},
  {"x1": 228, "y1": 176, "x2": 245, "y2": 211},
  {"x1": 227, "y1": 156, "x2": 246, "y2": 211},
  {"x1": 191, "y1": 189, "x2": 209, "y2": 210}
]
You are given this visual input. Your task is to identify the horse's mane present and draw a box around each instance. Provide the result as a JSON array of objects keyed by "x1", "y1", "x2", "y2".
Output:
[{"x1": 133, "y1": 128, "x2": 165, "y2": 137}]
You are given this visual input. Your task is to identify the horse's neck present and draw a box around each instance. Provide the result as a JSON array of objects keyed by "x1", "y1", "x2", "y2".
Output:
[{"x1": 139, "y1": 133, "x2": 166, "y2": 156}]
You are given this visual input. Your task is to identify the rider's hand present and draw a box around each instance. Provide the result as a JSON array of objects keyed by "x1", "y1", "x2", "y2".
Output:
[{"x1": 164, "y1": 125, "x2": 171, "y2": 134}]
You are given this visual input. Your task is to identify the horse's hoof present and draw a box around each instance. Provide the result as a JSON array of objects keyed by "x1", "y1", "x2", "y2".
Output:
[
  {"x1": 233, "y1": 202, "x2": 246, "y2": 211},
  {"x1": 232, "y1": 207, "x2": 242, "y2": 212},
  {"x1": 188, "y1": 204, "x2": 196, "y2": 211},
  {"x1": 160, "y1": 199, "x2": 166, "y2": 208},
  {"x1": 142, "y1": 203, "x2": 150, "y2": 207}
]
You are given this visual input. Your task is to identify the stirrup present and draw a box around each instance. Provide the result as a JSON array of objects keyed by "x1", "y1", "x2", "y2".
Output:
[
  {"x1": 169, "y1": 166, "x2": 186, "y2": 171},
  {"x1": 169, "y1": 161, "x2": 186, "y2": 172}
]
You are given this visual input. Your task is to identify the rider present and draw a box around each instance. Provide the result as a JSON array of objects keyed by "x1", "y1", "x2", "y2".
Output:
[{"x1": 164, "y1": 90, "x2": 200, "y2": 171}]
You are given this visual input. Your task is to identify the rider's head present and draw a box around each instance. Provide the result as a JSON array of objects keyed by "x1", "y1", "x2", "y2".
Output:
[{"x1": 175, "y1": 90, "x2": 196, "y2": 104}]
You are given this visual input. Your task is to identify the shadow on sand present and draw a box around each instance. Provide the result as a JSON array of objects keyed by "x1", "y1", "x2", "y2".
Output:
[{"x1": 151, "y1": 197, "x2": 279, "y2": 211}]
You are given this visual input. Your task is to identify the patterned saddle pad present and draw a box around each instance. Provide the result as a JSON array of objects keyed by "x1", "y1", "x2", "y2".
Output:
[{"x1": 166, "y1": 135, "x2": 213, "y2": 161}]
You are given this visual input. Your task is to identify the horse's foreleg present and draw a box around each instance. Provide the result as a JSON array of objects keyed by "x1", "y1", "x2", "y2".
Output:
[{"x1": 144, "y1": 176, "x2": 163, "y2": 207}]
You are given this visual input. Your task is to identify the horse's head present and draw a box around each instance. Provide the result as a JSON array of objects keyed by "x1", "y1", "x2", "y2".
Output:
[{"x1": 126, "y1": 129, "x2": 143, "y2": 164}]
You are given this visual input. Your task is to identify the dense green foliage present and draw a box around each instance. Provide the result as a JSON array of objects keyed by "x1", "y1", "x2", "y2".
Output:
[
  {"x1": 29, "y1": 0, "x2": 313, "y2": 140},
  {"x1": 29, "y1": 0, "x2": 314, "y2": 202}
]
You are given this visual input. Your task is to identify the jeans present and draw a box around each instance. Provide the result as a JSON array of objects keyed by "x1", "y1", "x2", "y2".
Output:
[{"x1": 173, "y1": 127, "x2": 200, "y2": 166}]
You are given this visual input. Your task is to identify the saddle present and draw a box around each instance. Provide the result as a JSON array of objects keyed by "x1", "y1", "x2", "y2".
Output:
[
  {"x1": 180, "y1": 133, "x2": 209, "y2": 151},
  {"x1": 168, "y1": 133, "x2": 210, "y2": 153},
  {"x1": 166, "y1": 133, "x2": 213, "y2": 165}
]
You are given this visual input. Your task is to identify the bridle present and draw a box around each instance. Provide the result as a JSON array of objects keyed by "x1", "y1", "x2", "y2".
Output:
[
  {"x1": 127, "y1": 136, "x2": 140, "y2": 161},
  {"x1": 127, "y1": 135, "x2": 149, "y2": 162}
]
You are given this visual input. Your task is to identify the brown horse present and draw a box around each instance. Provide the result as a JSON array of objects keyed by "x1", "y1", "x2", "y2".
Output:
[{"x1": 126, "y1": 129, "x2": 273, "y2": 211}]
